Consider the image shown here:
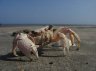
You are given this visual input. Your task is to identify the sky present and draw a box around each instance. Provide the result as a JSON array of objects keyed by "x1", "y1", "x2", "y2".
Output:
[{"x1": 0, "y1": 0, "x2": 96, "y2": 25}]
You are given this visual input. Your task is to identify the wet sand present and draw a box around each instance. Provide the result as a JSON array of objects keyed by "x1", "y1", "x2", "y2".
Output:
[{"x1": 0, "y1": 26, "x2": 96, "y2": 71}]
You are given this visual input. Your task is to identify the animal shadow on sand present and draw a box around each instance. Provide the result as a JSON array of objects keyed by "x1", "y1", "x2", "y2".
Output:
[
  {"x1": 0, "y1": 48, "x2": 46, "y2": 62},
  {"x1": 38, "y1": 47, "x2": 65, "y2": 57},
  {"x1": 0, "y1": 47, "x2": 68, "y2": 62},
  {"x1": 41, "y1": 54, "x2": 65, "y2": 57},
  {"x1": 0, "y1": 51, "x2": 26, "y2": 62}
]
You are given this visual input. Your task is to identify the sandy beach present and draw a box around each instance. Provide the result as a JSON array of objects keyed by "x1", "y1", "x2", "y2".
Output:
[{"x1": 0, "y1": 26, "x2": 96, "y2": 71}]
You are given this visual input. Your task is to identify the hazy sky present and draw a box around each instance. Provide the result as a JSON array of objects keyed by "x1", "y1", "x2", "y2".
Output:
[{"x1": 0, "y1": 0, "x2": 96, "y2": 24}]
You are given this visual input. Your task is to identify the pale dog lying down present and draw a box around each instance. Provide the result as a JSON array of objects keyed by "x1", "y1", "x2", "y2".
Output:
[{"x1": 12, "y1": 33, "x2": 39, "y2": 61}]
